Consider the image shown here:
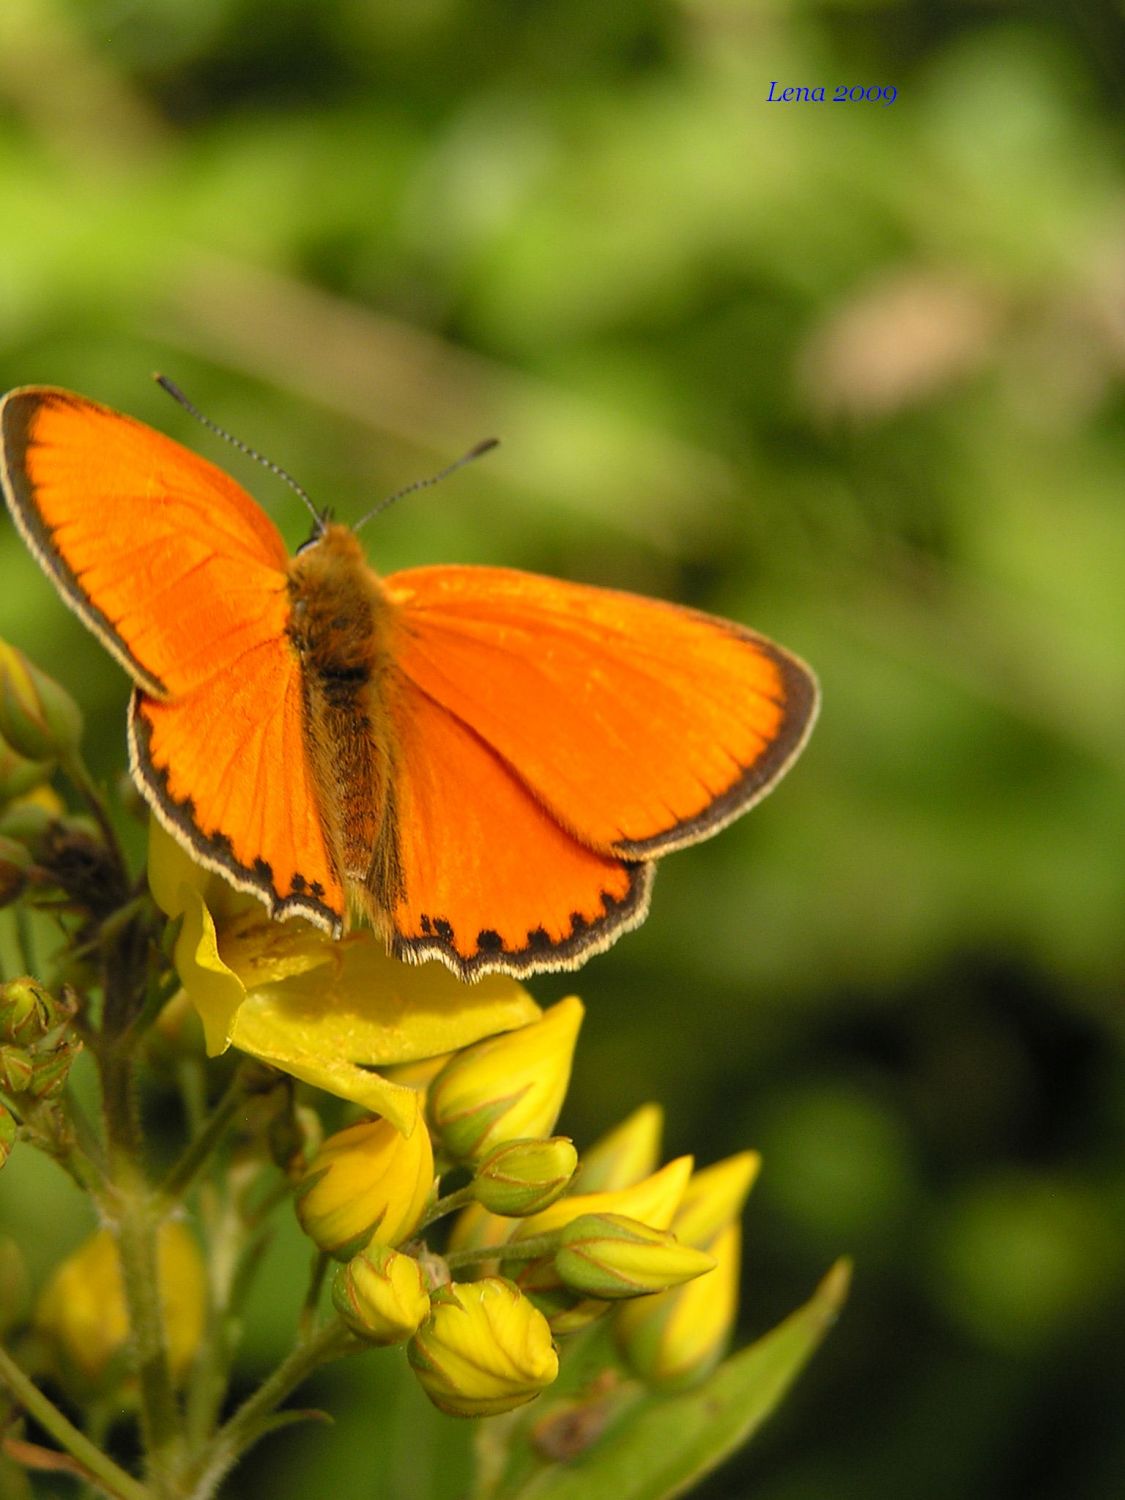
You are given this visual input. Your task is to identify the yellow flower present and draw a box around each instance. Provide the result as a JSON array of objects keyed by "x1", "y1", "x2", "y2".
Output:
[
  {"x1": 427, "y1": 997, "x2": 584, "y2": 1161},
  {"x1": 615, "y1": 1152, "x2": 760, "y2": 1388},
  {"x1": 295, "y1": 1116, "x2": 434, "y2": 1258},
  {"x1": 408, "y1": 1278, "x2": 558, "y2": 1417},
  {"x1": 148, "y1": 820, "x2": 541, "y2": 1132},
  {"x1": 333, "y1": 1245, "x2": 431, "y2": 1345},
  {"x1": 35, "y1": 1222, "x2": 205, "y2": 1386},
  {"x1": 555, "y1": 1213, "x2": 715, "y2": 1300}
]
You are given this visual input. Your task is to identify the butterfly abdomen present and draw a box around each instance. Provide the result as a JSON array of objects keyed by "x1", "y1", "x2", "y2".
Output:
[{"x1": 287, "y1": 525, "x2": 404, "y2": 921}]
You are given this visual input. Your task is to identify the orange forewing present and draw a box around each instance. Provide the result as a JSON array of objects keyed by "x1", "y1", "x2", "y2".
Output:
[
  {"x1": 1, "y1": 388, "x2": 345, "y2": 932},
  {"x1": 1, "y1": 389, "x2": 290, "y2": 696},
  {"x1": 0, "y1": 386, "x2": 819, "y2": 979}
]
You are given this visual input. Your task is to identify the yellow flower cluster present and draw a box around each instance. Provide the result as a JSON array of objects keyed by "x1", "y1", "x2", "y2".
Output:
[
  {"x1": 286, "y1": 995, "x2": 758, "y2": 1419},
  {"x1": 25, "y1": 816, "x2": 760, "y2": 1425}
]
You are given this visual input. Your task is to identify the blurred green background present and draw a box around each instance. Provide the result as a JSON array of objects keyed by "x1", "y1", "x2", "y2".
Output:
[{"x1": 1, "y1": 1, "x2": 1123, "y2": 1496}]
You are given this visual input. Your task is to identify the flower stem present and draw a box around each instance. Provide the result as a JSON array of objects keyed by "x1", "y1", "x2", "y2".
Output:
[
  {"x1": 0, "y1": 1343, "x2": 150, "y2": 1500},
  {"x1": 181, "y1": 1320, "x2": 359, "y2": 1500},
  {"x1": 420, "y1": 1182, "x2": 476, "y2": 1229},
  {"x1": 99, "y1": 1044, "x2": 181, "y2": 1495},
  {"x1": 445, "y1": 1232, "x2": 559, "y2": 1271},
  {"x1": 159, "y1": 1064, "x2": 249, "y2": 1206}
]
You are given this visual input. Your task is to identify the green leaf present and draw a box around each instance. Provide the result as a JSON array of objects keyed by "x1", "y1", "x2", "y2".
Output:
[{"x1": 476, "y1": 1259, "x2": 850, "y2": 1500}]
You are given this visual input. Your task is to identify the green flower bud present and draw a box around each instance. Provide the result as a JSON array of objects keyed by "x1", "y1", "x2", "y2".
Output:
[
  {"x1": 0, "y1": 737, "x2": 52, "y2": 804},
  {"x1": 0, "y1": 1103, "x2": 16, "y2": 1169},
  {"x1": 408, "y1": 1278, "x2": 558, "y2": 1418},
  {"x1": 473, "y1": 1137, "x2": 578, "y2": 1217},
  {"x1": 28, "y1": 1039, "x2": 82, "y2": 1100},
  {"x1": 427, "y1": 998, "x2": 583, "y2": 1162},
  {"x1": 0, "y1": 1046, "x2": 34, "y2": 1094},
  {"x1": 333, "y1": 1244, "x2": 431, "y2": 1345},
  {"x1": 555, "y1": 1213, "x2": 715, "y2": 1301},
  {"x1": 295, "y1": 1115, "x2": 435, "y2": 1259},
  {"x1": 0, "y1": 977, "x2": 58, "y2": 1045},
  {"x1": 0, "y1": 798, "x2": 54, "y2": 854},
  {"x1": 0, "y1": 642, "x2": 83, "y2": 762}
]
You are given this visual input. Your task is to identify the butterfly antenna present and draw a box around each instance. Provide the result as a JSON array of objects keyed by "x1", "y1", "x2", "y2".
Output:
[
  {"x1": 352, "y1": 438, "x2": 500, "y2": 534},
  {"x1": 155, "y1": 375, "x2": 324, "y2": 532}
]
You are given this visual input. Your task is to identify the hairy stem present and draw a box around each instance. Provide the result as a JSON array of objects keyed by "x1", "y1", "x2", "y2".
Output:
[
  {"x1": 99, "y1": 1043, "x2": 181, "y2": 1495},
  {"x1": 0, "y1": 1343, "x2": 150, "y2": 1500},
  {"x1": 182, "y1": 1320, "x2": 358, "y2": 1500}
]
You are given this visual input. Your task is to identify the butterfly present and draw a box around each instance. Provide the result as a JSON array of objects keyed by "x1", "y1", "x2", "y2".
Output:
[{"x1": 0, "y1": 387, "x2": 818, "y2": 980}]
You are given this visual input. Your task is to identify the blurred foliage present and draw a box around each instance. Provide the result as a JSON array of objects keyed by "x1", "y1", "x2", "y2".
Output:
[{"x1": 0, "y1": 0, "x2": 1122, "y2": 1496}]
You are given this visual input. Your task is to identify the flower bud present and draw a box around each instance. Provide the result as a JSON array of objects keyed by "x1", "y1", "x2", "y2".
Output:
[
  {"x1": 27, "y1": 1039, "x2": 82, "y2": 1100},
  {"x1": 672, "y1": 1152, "x2": 760, "y2": 1247},
  {"x1": 0, "y1": 1103, "x2": 16, "y2": 1169},
  {"x1": 555, "y1": 1213, "x2": 715, "y2": 1300},
  {"x1": 0, "y1": 1046, "x2": 34, "y2": 1094},
  {"x1": 0, "y1": 798, "x2": 54, "y2": 855},
  {"x1": 36, "y1": 1221, "x2": 206, "y2": 1386},
  {"x1": 427, "y1": 997, "x2": 583, "y2": 1162},
  {"x1": 295, "y1": 1115, "x2": 434, "y2": 1259},
  {"x1": 408, "y1": 1278, "x2": 558, "y2": 1418},
  {"x1": 0, "y1": 978, "x2": 58, "y2": 1046},
  {"x1": 0, "y1": 642, "x2": 83, "y2": 762},
  {"x1": 571, "y1": 1103, "x2": 664, "y2": 1193},
  {"x1": 333, "y1": 1244, "x2": 431, "y2": 1345},
  {"x1": 473, "y1": 1137, "x2": 578, "y2": 1217},
  {"x1": 0, "y1": 737, "x2": 52, "y2": 804},
  {"x1": 615, "y1": 1221, "x2": 741, "y2": 1388}
]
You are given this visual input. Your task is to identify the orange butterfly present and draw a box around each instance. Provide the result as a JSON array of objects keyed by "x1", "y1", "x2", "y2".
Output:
[{"x1": 0, "y1": 387, "x2": 818, "y2": 979}]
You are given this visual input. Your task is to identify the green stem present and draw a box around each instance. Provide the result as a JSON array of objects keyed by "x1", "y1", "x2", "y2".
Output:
[
  {"x1": 298, "y1": 1252, "x2": 330, "y2": 1340},
  {"x1": 0, "y1": 1343, "x2": 150, "y2": 1500},
  {"x1": 159, "y1": 1065, "x2": 249, "y2": 1206},
  {"x1": 182, "y1": 1320, "x2": 358, "y2": 1500},
  {"x1": 100, "y1": 1045, "x2": 181, "y2": 1494},
  {"x1": 445, "y1": 1231, "x2": 560, "y2": 1272},
  {"x1": 420, "y1": 1182, "x2": 476, "y2": 1230}
]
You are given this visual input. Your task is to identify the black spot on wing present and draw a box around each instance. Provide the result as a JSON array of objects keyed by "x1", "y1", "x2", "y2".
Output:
[{"x1": 392, "y1": 864, "x2": 656, "y2": 982}]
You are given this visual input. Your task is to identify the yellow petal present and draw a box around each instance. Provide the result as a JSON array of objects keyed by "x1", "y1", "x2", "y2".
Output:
[
  {"x1": 239, "y1": 937, "x2": 541, "y2": 1068},
  {"x1": 173, "y1": 885, "x2": 246, "y2": 1056},
  {"x1": 230, "y1": 1000, "x2": 423, "y2": 1135}
]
